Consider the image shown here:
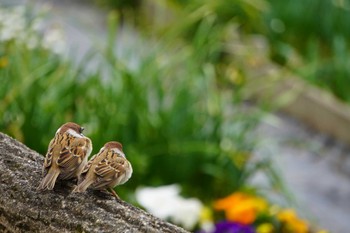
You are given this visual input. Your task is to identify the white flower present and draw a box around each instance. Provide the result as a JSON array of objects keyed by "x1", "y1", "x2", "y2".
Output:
[
  {"x1": 0, "y1": 5, "x2": 67, "y2": 55},
  {"x1": 201, "y1": 221, "x2": 215, "y2": 233},
  {"x1": 31, "y1": 18, "x2": 45, "y2": 32},
  {"x1": 0, "y1": 7, "x2": 26, "y2": 42},
  {"x1": 42, "y1": 27, "x2": 66, "y2": 54},
  {"x1": 12, "y1": 5, "x2": 26, "y2": 16},
  {"x1": 136, "y1": 184, "x2": 203, "y2": 230}
]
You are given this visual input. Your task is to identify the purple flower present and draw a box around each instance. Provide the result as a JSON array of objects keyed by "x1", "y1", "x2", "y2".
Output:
[{"x1": 213, "y1": 221, "x2": 255, "y2": 233}]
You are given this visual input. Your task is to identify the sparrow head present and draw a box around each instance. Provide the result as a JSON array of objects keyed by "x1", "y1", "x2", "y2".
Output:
[
  {"x1": 104, "y1": 141, "x2": 123, "y2": 151},
  {"x1": 57, "y1": 122, "x2": 84, "y2": 136},
  {"x1": 103, "y1": 141, "x2": 124, "y2": 157}
]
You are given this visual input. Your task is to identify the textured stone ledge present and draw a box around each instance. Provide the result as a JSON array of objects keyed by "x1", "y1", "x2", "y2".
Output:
[{"x1": 0, "y1": 132, "x2": 188, "y2": 233}]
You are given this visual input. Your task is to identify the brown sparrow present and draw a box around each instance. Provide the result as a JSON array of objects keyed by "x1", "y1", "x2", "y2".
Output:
[
  {"x1": 72, "y1": 141, "x2": 133, "y2": 198},
  {"x1": 37, "y1": 122, "x2": 92, "y2": 191}
]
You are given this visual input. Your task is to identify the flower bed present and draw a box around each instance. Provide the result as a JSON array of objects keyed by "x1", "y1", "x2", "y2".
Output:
[{"x1": 136, "y1": 185, "x2": 328, "y2": 233}]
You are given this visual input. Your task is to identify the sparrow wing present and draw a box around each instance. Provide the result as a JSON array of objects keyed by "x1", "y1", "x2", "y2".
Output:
[
  {"x1": 81, "y1": 153, "x2": 97, "y2": 175},
  {"x1": 57, "y1": 136, "x2": 90, "y2": 169},
  {"x1": 43, "y1": 138, "x2": 55, "y2": 168},
  {"x1": 91, "y1": 157, "x2": 126, "y2": 189}
]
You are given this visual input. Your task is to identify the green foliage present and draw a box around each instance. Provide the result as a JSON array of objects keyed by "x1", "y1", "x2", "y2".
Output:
[
  {"x1": 296, "y1": 36, "x2": 350, "y2": 102},
  {"x1": 265, "y1": 0, "x2": 350, "y2": 102},
  {"x1": 169, "y1": 0, "x2": 268, "y2": 33},
  {"x1": 88, "y1": 0, "x2": 350, "y2": 104},
  {"x1": 93, "y1": 0, "x2": 141, "y2": 10},
  {"x1": 148, "y1": 0, "x2": 268, "y2": 67},
  {"x1": 266, "y1": 0, "x2": 350, "y2": 54},
  {"x1": 0, "y1": 43, "x2": 76, "y2": 149}
]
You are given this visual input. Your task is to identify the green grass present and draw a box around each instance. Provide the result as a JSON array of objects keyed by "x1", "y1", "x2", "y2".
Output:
[
  {"x1": 111, "y1": 0, "x2": 350, "y2": 105},
  {"x1": 265, "y1": 0, "x2": 350, "y2": 102}
]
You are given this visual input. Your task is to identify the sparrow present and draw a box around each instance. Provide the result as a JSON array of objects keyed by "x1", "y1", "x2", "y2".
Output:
[
  {"x1": 37, "y1": 122, "x2": 92, "y2": 191},
  {"x1": 72, "y1": 141, "x2": 133, "y2": 198}
]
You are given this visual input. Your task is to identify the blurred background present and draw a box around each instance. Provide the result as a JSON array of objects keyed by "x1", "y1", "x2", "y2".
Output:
[{"x1": 1, "y1": 0, "x2": 350, "y2": 232}]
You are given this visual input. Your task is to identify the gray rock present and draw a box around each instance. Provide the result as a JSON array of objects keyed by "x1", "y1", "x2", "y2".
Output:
[{"x1": 0, "y1": 132, "x2": 188, "y2": 233}]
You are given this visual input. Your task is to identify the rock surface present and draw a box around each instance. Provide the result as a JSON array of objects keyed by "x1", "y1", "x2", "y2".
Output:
[{"x1": 0, "y1": 132, "x2": 188, "y2": 233}]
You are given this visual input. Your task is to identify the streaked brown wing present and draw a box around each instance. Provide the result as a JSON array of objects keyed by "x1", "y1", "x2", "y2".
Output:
[
  {"x1": 91, "y1": 158, "x2": 124, "y2": 189},
  {"x1": 57, "y1": 146, "x2": 77, "y2": 169},
  {"x1": 81, "y1": 153, "x2": 97, "y2": 175},
  {"x1": 94, "y1": 159, "x2": 118, "y2": 177},
  {"x1": 57, "y1": 136, "x2": 89, "y2": 170},
  {"x1": 43, "y1": 138, "x2": 55, "y2": 168},
  {"x1": 110, "y1": 157, "x2": 127, "y2": 173}
]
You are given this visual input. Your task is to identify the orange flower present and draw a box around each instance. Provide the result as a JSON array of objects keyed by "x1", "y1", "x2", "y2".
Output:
[
  {"x1": 214, "y1": 192, "x2": 267, "y2": 225},
  {"x1": 278, "y1": 209, "x2": 309, "y2": 233}
]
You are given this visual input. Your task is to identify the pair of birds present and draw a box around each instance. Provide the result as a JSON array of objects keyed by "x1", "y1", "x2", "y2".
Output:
[{"x1": 37, "y1": 122, "x2": 132, "y2": 198}]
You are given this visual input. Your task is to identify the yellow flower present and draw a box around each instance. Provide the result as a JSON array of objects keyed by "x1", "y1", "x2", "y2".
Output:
[
  {"x1": 278, "y1": 209, "x2": 309, "y2": 233},
  {"x1": 200, "y1": 206, "x2": 213, "y2": 222},
  {"x1": 256, "y1": 223, "x2": 274, "y2": 233},
  {"x1": 0, "y1": 56, "x2": 9, "y2": 68},
  {"x1": 199, "y1": 206, "x2": 214, "y2": 232},
  {"x1": 226, "y1": 66, "x2": 245, "y2": 86},
  {"x1": 278, "y1": 209, "x2": 296, "y2": 222},
  {"x1": 317, "y1": 230, "x2": 329, "y2": 233},
  {"x1": 214, "y1": 192, "x2": 267, "y2": 225}
]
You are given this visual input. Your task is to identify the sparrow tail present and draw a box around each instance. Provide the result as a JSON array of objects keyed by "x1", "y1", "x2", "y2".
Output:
[
  {"x1": 72, "y1": 178, "x2": 94, "y2": 193},
  {"x1": 37, "y1": 170, "x2": 60, "y2": 191}
]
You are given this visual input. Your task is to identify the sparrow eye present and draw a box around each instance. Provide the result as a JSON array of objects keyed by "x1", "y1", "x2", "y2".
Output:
[{"x1": 80, "y1": 127, "x2": 84, "y2": 134}]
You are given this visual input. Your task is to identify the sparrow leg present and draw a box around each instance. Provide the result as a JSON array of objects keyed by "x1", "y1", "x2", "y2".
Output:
[
  {"x1": 66, "y1": 178, "x2": 78, "y2": 188},
  {"x1": 109, "y1": 188, "x2": 120, "y2": 200}
]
